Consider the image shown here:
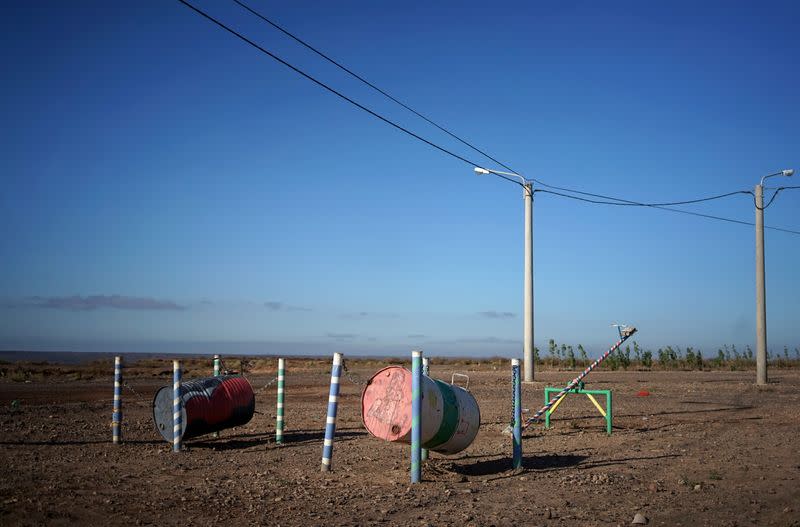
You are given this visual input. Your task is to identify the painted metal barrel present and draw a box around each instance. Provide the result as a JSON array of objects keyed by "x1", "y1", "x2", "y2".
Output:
[
  {"x1": 153, "y1": 375, "x2": 255, "y2": 442},
  {"x1": 361, "y1": 366, "x2": 480, "y2": 455}
]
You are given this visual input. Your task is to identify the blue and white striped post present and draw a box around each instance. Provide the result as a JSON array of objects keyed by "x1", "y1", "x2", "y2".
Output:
[
  {"x1": 421, "y1": 357, "x2": 430, "y2": 461},
  {"x1": 411, "y1": 350, "x2": 422, "y2": 484},
  {"x1": 512, "y1": 358, "x2": 522, "y2": 469},
  {"x1": 112, "y1": 356, "x2": 122, "y2": 444},
  {"x1": 212, "y1": 355, "x2": 221, "y2": 438},
  {"x1": 321, "y1": 352, "x2": 342, "y2": 472},
  {"x1": 276, "y1": 358, "x2": 285, "y2": 444},
  {"x1": 173, "y1": 360, "x2": 182, "y2": 453}
]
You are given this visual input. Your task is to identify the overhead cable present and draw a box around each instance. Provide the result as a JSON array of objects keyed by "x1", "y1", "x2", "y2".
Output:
[
  {"x1": 177, "y1": 0, "x2": 482, "y2": 169},
  {"x1": 756, "y1": 186, "x2": 800, "y2": 211},
  {"x1": 535, "y1": 189, "x2": 800, "y2": 235},
  {"x1": 532, "y1": 178, "x2": 753, "y2": 207},
  {"x1": 231, "y1": 0, "x2": 521, "y2": 176}
]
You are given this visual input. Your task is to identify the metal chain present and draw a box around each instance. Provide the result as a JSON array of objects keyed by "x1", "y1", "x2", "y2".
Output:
[
  {"x1": 341, "y1": 359, "x2": 367, "y2": 386},
  {"x1": 122, "y1": 381, "x2": 145, "y2": 400},
  {"x1": 255, "y1": 375, "x2": 279, "y2": 395},
  {"x1": 510, "y1": 364, "x2": 518, "y2": 429}
]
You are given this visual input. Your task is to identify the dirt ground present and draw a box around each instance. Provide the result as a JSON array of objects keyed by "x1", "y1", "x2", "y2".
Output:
[{"x1": 1, "y1": 359, "x2": 799, "y2": 526}]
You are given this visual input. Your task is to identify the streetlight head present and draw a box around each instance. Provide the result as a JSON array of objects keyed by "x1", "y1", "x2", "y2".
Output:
[
  {"x1": 474, "y1": 167, "x2": 491, "y2": 175},
  {"x1": 782, "y1": 169, "x2": 794, "y2": 177}
]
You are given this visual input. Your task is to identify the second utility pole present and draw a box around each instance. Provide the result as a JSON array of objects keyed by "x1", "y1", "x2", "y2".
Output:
[
  {"x1": 754, "y1": 183, "x2": 767, "y2": 385},
  {"x1": 523, "y1": 182, "x2": 534, "y2": 382}
]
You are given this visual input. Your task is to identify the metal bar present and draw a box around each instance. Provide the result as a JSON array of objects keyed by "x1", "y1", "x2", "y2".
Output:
[
  {"x1": 112, "y1": 356, "x2": 122, "y2": 444},
  {"x1": 585, "y1": 393, "x2": 606, "y2": 417},
  {"x1": 547, "y1": 391, "x2": 568, "y2": 416},
  {"x1": 512, "y1": 359, "x2": 522, "y2": 469},
  {"x1": 607, "y1": 390, "x2": 613, "y2": 436},
  {"x1": 421, "y1": 357, "x2": 429, "y2": 462},
  {"x1": 410, "y1": 350, "x2": 422, "y2": 483},
  {"x1": 212, "y1": 355, "x2": 221, "y2": 439},
  {"x1": 321, "y1": 353, "x2": 342, "y2": 471},
  {"x1": 173, "y1": 360, "x2": 182, "y2": 453},
  {"x1": 276, "y1": 358, "x2": 285, "y2": 444}
]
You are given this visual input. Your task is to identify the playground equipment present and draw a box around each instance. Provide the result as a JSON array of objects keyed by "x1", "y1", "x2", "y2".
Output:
[
  {"x1": 521, "y1": 324, "x2": 636, "y2": 430},
  {"x1": 544, "y1": 381, "x2": 612, "y2": 435},
  {"x1": 152, "y1": 370, "x2": 255, "y2": 444},
  {"x1": 361, "y1": 363, "x2": 480, "y2": 455}
]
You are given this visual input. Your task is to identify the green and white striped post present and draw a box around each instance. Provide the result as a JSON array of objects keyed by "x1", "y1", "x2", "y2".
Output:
[
  {"x1": 421, "y1": 357, "x2": 430, "y2": 461},
  {"x1": 411, "y1": 350, "x2": 422, "y2": 484},
  {"x1": 276, "y1": 358, "x2": 285, "y2": 444},
  {"x1": 212, "y1": 355, "x2": 221, "y2": 438}
]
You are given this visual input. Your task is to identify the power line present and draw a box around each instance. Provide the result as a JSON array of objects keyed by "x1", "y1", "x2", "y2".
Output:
[
  {"x1": 535, "y1": 189, "x2": 800, "y2": 235},
  {"x1": 177, "y1": 0, "x2": 799, "y2": 236},
  {"x1": 533, "y1": 178, "x2": 752, "y2": 207},
  {"x1": 231, "y1": 0, "x2": 521, "y2": 176},
  {"x1": 756, "y1": 186, "x2": 800, "y2": 211},
  {"x1": 176, "y1": 0, "x2": 483, "y2": 170}
]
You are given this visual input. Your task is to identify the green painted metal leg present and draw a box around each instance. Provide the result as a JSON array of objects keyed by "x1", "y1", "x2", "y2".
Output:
[
  {"x1": 544, "y1": 389, "x2": 551, "y2": 429},
  {"x1": 606, "y1": 390, "x2": 612, "y2": 435}
]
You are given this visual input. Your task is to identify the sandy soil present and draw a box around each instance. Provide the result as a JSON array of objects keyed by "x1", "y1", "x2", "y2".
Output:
[{"x1": 1, "y1": 360, "x2": 798, "y2": 526}]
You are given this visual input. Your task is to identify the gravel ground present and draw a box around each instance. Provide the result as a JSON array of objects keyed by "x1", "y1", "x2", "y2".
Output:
[{"x1": 1, "y1": 362, "x2": 798, "y2": 526}]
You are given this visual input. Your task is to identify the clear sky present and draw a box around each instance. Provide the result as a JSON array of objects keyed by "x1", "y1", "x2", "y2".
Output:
[{"x1": 1, "y1": 0, "x2": 798, "y2": 358}]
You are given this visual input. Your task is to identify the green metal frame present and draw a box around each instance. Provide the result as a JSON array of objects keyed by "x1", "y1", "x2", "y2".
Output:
[{"x1": 543, "y1": 382, "x2": 613, "y2": 435}]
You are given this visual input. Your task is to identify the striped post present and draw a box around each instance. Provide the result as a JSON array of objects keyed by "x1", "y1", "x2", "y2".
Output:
[
  {"x1": 212, "y1": 355, "x2": 221, "y2": 438},
  {"x1": 321, "y1": 352, "x2": 342, "y2": 472},
  {"x1": 524, "y1": 327, "x2": 636, "y2": 428},
  {"x1": 411, "y1": 350, "x2": 422, "y2": 483},
  {"x1": 173, "y1": 360, "x2": 182, "y2": 453},
  {"x1": 512, "y1": 358, "x2": 522, "y2": 469},
  {"x1": 421, "y1": 357, "x2": 430, "y2": 461},
  {"x1": 276, "y1": 358, "x2": 285, "y2": 444},
  {"x1": 112, "y1": 356, "x2": 122, "y2": 444}
]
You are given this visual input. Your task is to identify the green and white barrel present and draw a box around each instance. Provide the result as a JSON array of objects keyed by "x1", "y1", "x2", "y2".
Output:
[{"x1": 361, "y1": 365, "x2": 480, "y2": 455}]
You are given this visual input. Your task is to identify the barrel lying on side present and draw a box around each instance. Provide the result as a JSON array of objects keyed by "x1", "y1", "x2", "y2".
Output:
[
  {"x1": 153, "y1": 375, "x2": 255, "y2": 442},
  {"x1": 361, "y1": 366, "x2": 480, "y2": 455}
]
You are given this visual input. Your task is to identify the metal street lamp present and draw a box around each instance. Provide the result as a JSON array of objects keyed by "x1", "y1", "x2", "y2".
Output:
[
  {"x1": 475, "y1": 166, "x2": 535, "y2": 382},
  {"x1": 754, "y1": 168, "x2": 794, "y2": 385}
]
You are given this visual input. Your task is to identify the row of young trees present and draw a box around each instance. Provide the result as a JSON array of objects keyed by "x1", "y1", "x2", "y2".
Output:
[{"x1": 534, "y1": 340, "x2": 800, "y2": 371}]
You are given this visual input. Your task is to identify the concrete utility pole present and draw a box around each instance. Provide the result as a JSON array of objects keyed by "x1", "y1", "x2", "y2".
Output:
[
  {"x1": 475, "y1": 167, "x2": 535, "y2": 382},
  {"x1": 755, "y1": 169, "x2": 794, "y2": 386},
  {"x1": 523, "y1": 182, "x2": 534, "y2": 383},
  {"x1": 754, "y1": 183, "x2": 767, "y2": 385}
]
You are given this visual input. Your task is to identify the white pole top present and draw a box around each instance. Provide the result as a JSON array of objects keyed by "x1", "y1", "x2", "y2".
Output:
[
  {"x1": 412, "y1": 350, "x2": 423, "y2": 357},
  {"x1": 512, "y1": 358, "x2": 520, "y2": 366}
]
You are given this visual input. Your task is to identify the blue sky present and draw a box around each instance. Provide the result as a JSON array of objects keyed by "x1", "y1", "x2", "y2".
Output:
[{"x1": 1, "y1": 0, "x2": 798, "y2": 358}]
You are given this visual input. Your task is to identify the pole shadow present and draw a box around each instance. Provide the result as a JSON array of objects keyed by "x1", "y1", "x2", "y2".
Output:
[
  {"x1": 442, "y1": 453, "x2": 588, "y2": 477},
  {"x1": 0, "y1": 439, "x2": 163, "y2": 446},
  {"x1": 188, "y1": 429, "x2": 367, "y2": 450}
]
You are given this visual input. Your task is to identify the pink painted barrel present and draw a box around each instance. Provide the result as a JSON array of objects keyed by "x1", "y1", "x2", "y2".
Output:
[{"x1": 361, "y1": 366, "x2": 480, "y2": 455}]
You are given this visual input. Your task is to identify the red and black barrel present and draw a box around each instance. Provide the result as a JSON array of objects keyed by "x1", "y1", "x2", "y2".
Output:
[{"x1": 152, "y1": 375, "x2": 255, "y2": 442}]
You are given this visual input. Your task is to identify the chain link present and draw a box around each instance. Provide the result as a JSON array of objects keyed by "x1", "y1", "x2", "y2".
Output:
[
  {"x1": 254, "y1": 375, "x2": 279, "y2": 395},
  {"x1": 122, "y1": 381, "x2": 144, "y2": 400},
  {"x1": 341, "y1": 359, "x2": 367, "y2": 386},
  {"x1": 510, "y1": 364, "x2": 517, "y2": 429}
]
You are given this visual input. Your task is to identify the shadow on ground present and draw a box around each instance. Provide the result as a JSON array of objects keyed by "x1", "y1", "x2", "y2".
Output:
[{"x1": 189, "y1": 428, "x2": 367, "y2": 450}]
